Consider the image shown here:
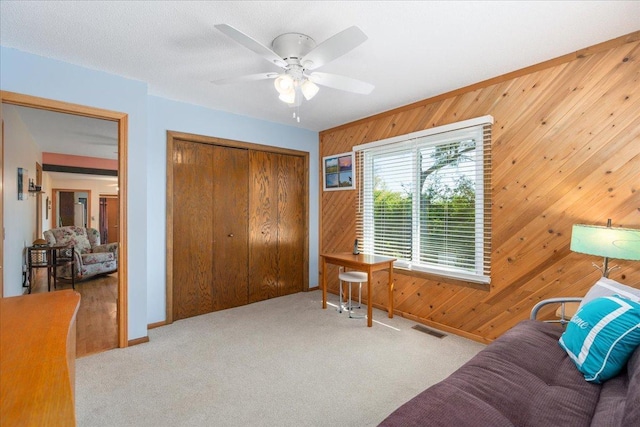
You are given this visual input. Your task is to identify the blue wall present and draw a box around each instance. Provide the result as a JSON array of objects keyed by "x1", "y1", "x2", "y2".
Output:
[
  {"x1": 146, "y1": 96, "x2": 319, "y2": 324},
  {"x1": 1, "y1": 46, "x2": 319, "y2": 338}
]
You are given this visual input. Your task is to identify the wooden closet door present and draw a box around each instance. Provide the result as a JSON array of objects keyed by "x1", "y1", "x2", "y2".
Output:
[
  {"x1": 211, "y1": 146, "x2": 249, "y2": 310},
  {"x1": 249, "y1": 151, "x2": 304, "y2": 302},
  {"x1": 277, "y1": 153, "x2": 304, "y2": 296},
  {"x1": 172, "y1": 140, "x2": 215, "y2": 320},
  {"x1": 248, "y1": 150, "x2": 279, "y2": 303}
]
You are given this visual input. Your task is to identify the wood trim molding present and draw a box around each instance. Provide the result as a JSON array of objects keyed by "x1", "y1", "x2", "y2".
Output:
[
  {"x1": 165, "y1": 133, "x2": 174, "y2": 324},
  {"x1": 147, "y1": 321, "x2": 166, "y2": 330},
  {"x1": 127, "y1": 336, "x2": 149, "y2": 346},
  {"x1": 117, "y1": 110, "x2": 128, "y2": 348},
  {"x1": 167, "y1": 130, "x2": 309, "y2": 156},
  {"x1": 43, "y1": 164, "x2": 118, "y2": 176},
  {"x1": 0, "y1": 91, "x2": 127, "y2": 120},
  {"x1": 322, "y1": 30, "x2": 640, "y2": 135},
  {"x1": 0, "y1": 90, "x2": 129, "y2": 348},
  {"x1": 302, "y1": 150, "x2": 310, "y2": 291}
]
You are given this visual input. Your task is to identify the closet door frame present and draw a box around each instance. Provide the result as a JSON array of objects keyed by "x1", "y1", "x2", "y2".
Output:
[{"x1": 165, "y1": 131, "x2": 310, "y2": 324}]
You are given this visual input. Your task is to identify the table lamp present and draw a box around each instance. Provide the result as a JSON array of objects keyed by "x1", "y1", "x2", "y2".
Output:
[
  {"x1": 32, "y1": 238, "x2": 48, "y2": 247},
  {"x1": 570, "y1": 219, "x2": 640, "y2": 277}
]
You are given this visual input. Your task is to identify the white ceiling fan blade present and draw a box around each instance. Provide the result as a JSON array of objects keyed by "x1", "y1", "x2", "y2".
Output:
[
  {"x1": 215, "y1": 24, "x2": 287, "y2": 68},
  {"x1": 212, "y1": 73, "x2": 279, "y2": 85},
  {"x1": 308, "y1": 72, "x2": 374, "y2": 95},
  {"x1": 302, "y1": 26, "x2": 368, "y2": 70}
]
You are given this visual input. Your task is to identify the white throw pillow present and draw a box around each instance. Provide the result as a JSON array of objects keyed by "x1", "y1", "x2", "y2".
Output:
[{"x1": 578, "y1": 277, "x2": 640, "y2": 310}]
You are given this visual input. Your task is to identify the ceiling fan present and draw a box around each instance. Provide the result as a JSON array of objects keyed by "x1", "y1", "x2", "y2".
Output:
[{"x1": 213, "y1": 24, "x2": 374, "y2": 109}]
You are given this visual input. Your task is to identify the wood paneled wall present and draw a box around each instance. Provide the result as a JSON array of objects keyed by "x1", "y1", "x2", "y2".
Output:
[{"x1": 319, "y1": 32, "x2": 640, "y2": 343}]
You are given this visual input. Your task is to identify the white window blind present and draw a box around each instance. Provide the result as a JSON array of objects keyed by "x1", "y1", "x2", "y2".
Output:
[{"x1": 354, "y1": 117, "x2": 492, "y2": 283}]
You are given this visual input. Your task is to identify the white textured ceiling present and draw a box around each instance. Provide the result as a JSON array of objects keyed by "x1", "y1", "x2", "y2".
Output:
[
  {"x1": 6, "y1": 105, "x2": 118, "y2": 159},
  {"x1": 1, "y1": 1, "x2": 639, "y2": 132}
]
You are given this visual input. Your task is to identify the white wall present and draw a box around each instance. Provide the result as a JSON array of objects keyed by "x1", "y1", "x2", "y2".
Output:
[{"x1": 1, "y1": 104, "x2": 41, "y2": 295}]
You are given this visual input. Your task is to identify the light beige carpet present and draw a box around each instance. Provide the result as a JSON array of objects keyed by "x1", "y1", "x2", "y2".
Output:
[{"x1": 76, "y1": 290, "x2": 485, "y2": 426}]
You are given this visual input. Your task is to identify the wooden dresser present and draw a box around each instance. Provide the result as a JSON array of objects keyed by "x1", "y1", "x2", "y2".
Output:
[{"x1": 1, "y1": 290, "x2": 81, "y2": 425}]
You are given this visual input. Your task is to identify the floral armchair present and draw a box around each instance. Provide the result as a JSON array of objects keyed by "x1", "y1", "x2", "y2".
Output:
[{"x1": 43, "y1": 226, "x2": 118, "y2": 281}]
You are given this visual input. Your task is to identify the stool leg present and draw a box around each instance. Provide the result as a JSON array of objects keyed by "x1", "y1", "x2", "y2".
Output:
[
  {"x1": 338, "y1": 280, "x2": 344, "y2": 313},
  {"x1": 349, "y1": 282, "x2": 366, "y2": 320},
  {"x1": 348, "y1": 282, "x2": 353, "y2": 317}
]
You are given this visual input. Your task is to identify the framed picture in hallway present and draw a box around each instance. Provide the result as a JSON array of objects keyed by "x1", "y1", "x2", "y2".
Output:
[
  {"x1": 323, "y1": 152, "x2": 355, "y2": 191},
  {"x1": 17, "y1": 167, "x2": 27, "y2": 200}
]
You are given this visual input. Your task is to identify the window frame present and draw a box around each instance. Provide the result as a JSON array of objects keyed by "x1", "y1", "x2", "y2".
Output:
[{"x1": 354, "y1": 116, "x2": 493, "y2": 285}]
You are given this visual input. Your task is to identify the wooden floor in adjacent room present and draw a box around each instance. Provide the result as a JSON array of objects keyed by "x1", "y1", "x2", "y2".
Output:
[{"x1": 31, "y1": 270, "x2": 118, "y2": 358}]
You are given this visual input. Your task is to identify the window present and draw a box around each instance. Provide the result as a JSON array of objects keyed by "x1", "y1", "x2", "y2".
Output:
[{"x1": 354, "y1": 116, "x2": 492, "y2": 284}]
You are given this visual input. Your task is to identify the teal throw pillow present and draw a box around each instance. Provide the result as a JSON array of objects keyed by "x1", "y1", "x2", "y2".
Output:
[{"x1": 559, "y1": 295, "x2": 640, "y2": 383}]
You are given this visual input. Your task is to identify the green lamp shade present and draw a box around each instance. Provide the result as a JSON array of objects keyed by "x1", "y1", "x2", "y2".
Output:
[{"x1": 571, "y1": 224, "x2": 640, "y2": 261}]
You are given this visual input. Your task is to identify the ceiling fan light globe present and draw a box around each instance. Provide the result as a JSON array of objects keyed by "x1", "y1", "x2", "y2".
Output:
[
  {"x1": 278, "y1": 90, "x2": 296, "y2": 104},
  {"x1": 301, "y1": 79, "x2": 319, "y2": 100},
  {"x1": 274, "y1": 74, "x2": 294, "y2": 95}
]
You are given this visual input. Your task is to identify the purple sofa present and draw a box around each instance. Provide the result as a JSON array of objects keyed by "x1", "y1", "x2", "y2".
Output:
[{"x1": 379, "y1": 319, "x2": 640, "y2": 426}]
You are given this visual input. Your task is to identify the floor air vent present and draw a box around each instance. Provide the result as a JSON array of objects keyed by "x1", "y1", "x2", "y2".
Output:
[{"x1": 412, "y1": 324, "x2": 446, "y2": 339}]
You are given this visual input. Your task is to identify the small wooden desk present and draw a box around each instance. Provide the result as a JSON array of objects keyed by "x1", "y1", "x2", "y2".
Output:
[{"x1": 321, "y1": 252, "x2": 396, "y2": 327}]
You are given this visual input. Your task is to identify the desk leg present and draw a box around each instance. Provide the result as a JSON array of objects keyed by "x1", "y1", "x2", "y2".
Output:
[
  {"x1": 322, "y1": 257, "x2": 327, "y2": 309},
  {"x1": 367, "y1": 267, "x2": 373, "y2": 327},
  {"x1": 388, "y1": 263, "x2": 394, "y2": 318}
]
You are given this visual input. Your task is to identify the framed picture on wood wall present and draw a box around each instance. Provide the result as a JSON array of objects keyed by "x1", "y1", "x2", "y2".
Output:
[{"x1": 323, "y1": 152, "x2": 355, "y2": 191}]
